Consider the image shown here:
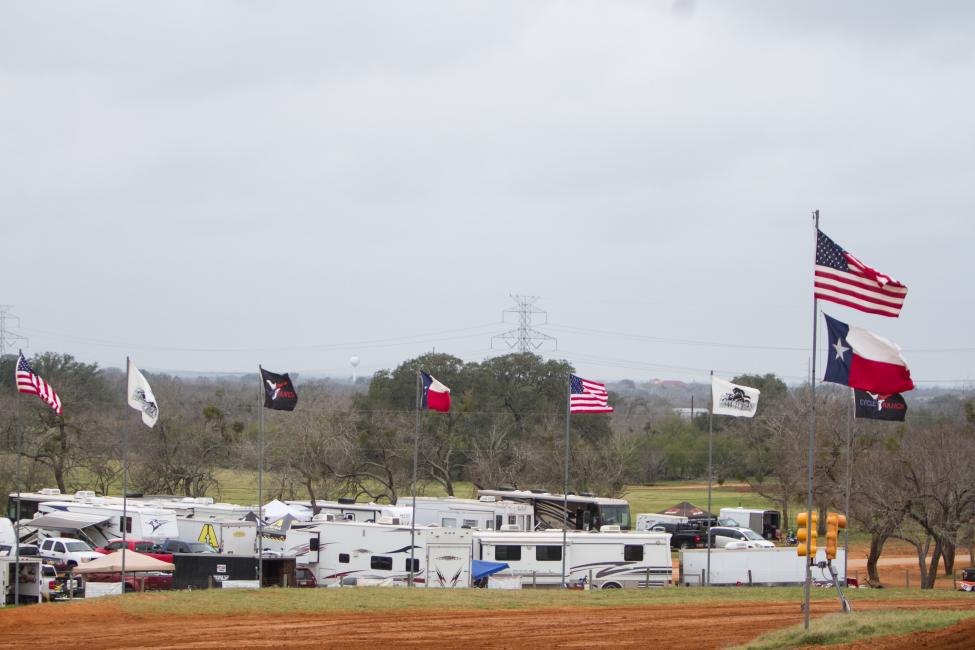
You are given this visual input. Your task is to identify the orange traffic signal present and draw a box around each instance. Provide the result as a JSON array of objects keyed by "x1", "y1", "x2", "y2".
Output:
[
  {"x1": 825, "y1": 512, "x2": 847, "y2": 560},
  {"x1": 796, "y1": 511, "x2": 819, "y2": 557}
]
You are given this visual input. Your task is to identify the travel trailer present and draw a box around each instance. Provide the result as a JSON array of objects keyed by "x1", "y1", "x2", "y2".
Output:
[
  {"x1": 283, "y1": 519, "x2": 472, "y2": 588},
  {"x1": 476, "y1": 488, "x2": 631, "y2": 531},
  {"x1": 473, "y1": 528, "x2": 671, "y2": 588},
  {"x1": 397, "y1": 496, "x2": 534, "y2": 531},
  {"x1": 33, "y1": 500, "x2": 180, "y2": 547}
]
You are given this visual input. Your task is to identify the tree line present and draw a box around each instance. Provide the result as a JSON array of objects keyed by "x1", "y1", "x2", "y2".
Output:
[{"x1": 1, "y1": 351, "x2": 972, "y2": 588}]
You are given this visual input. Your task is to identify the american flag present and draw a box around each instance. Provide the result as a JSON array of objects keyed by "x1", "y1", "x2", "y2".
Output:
[
  {"x1": 16, "y1": 352, "x2": 62, "y2": 415},
  {"x1": 815, "y1": 229, "x2": 907, "y2": 318},
  {"x1": 569, "y1": 374, "x2": 613, "y2": 413}
]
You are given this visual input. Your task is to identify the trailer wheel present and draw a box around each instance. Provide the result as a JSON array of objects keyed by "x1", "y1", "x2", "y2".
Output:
[{"x1": 601, "y1": 582, "x2": 622, "y2": 589}]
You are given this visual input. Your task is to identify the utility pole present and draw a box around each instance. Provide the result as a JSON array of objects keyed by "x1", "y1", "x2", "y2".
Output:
[
  {"x1": 0, "y1": 306, "x2": 28, "y2": 356},
  {"x1": 491, "y1": 295, "x2": 557, "y2": 353}
]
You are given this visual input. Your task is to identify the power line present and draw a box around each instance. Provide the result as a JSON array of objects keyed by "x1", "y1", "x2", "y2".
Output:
[{"x1": 0, "y1": 306, "x2": 28, "y2": 356}]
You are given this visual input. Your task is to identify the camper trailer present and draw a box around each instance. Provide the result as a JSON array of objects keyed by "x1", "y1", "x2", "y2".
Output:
[
  {"x1": 397, "y1": 496, "x2": 534, "y2": 531},
  {"x1": 283, "y1": 520, "x2": 472, "y2": 588},
  {"x1": 474, "y1": 528, "x2": 672, "y2": 589},
  {"x1": 718, "y1": 508, "x2": 782, "y2": 540},
  {"x1": 33, "y1": 500, "x2": 180, "y2": 547},
  {"x1": 476, "y1": 489, "x2": 631, "y2": 531},
  {"x1": 285, "y1": 500, "x2": 411, "y2": 525}
]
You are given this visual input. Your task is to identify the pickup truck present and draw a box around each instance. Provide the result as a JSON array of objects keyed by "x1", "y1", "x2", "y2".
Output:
[
  {"x1": 647, "y1": 522, "x2": 708, "y2": 550},
  {"x1": 83, "y1": 570, "x2": 173, "y2": 592}
]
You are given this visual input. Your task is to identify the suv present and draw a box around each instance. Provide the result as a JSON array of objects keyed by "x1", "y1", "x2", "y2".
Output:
[
  {"x1": 708, "y1": 526, "x2": 776, "y2": 549},
  {"x1": 39, "y1": 537, "x2": 101, "y2": 567},
  {"x1": 295, "y1": 566, "x2": 317, "y2": 588},
  {"x1": 159, "y1": 538, "x2": 218, "y2": 554},
  {"x1": 96, "y1": 539, "x2": 174, "y2": 563}
]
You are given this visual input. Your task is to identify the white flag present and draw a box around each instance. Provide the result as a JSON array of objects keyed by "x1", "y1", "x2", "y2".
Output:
[
  {"x1": 127, "y1": 358, "x2": 159, "y2": 428},
  {"x1": 711, "y1": 376, "x2": 760, "y2": 418}
]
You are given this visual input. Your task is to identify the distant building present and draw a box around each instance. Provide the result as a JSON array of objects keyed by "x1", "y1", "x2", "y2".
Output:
[{"x1": 672, "y1": 407, "x2": 709, "y2": 420}]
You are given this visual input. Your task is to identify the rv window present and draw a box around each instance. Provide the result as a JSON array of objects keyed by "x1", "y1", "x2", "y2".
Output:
[
  {"x1": 441, "y1": 518, "x2": 457, "y2": 528},
  {"x1": 463, "y1": 519, "x2": 477, "y2": 529},
  {"x1": 343, "y1": 513, "x2": 354, "y2": 521},
  {"x1": 371, "y1": 556, "x2": 392, "y2": 571},
  {"x1": 405, "y1": 558, "x2": 419, "y2": 572},
  {"x1": 494, "y1": 545, "x2": 521, "y2": 561},
  {"x1": 624, "y1": 545, "x2": 643, "y2": 562},
  {"x1": 495, "y1": 516, "x2": 502, "y2": 530},
  {"x1": 507, "y1": 515, "x2": 516, "y2": 525},
  {"x1": 535, "y1": 546, "x2": 561, "y2": 562},
  {"x1": 119, "y1": 516, "x2": 132, "y2": 534},
  {"x1": 338, "y1": 553, "x2": 349, "y2": 564}
]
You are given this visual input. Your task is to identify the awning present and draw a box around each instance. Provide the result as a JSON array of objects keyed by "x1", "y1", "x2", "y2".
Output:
[
  {"x1": 27, "y1": 512, "x2": 112, "y2": 531},
  {"x1": 472, "y1": 560, "x2": 510, "y2": 580}
]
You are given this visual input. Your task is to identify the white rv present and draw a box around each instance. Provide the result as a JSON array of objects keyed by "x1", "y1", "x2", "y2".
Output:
[
  {"x1": 284, "y1": 520, "x2": 472, "y2": 588},
  {"x1": 33, "y1": 500, "x2": 180, "y2": 546},
  {"x1": 397, "y1": 496, "x2": 534, "y2": 531},
  {"x1": 286, "y1": 500, "x2": 412, "y2": 525},
  {"x1": 474, "y1": 528, "x2": 672, "y2": 589}
]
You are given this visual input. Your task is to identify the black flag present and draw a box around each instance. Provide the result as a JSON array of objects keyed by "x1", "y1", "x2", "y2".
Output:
[
  {"x1": 854, "y1": 390, "x2": 907, "y2": 422},
  {"x1": 260, "y1": 367, "x2": 298, "y2": 411}
]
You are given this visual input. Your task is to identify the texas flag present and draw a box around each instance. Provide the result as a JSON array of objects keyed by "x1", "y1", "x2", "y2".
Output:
[
  {"x1": 420, "y1": 370, "x2": 451, "y2": 413},
  {"x1": 823, "y1": 313, "x2": 914, "y2": 394}
]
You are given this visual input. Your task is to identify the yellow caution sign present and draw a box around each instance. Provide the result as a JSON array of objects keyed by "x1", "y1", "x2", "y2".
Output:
[{"x1": 198, "y1": 523, "x2": 219, "y2": 548}]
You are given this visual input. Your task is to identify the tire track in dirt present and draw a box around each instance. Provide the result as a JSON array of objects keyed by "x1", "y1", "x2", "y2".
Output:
[{"x1": 0, "y1": 598, "x2": 971, "y2": 649}]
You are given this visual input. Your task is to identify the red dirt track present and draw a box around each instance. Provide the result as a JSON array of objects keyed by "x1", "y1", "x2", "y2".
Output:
[{"x1": 2, "y1": 598, "x2": 974, "y2": 649}]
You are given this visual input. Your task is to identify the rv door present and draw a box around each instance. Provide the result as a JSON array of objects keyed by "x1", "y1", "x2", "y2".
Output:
[{"x1": 426, "y1": 543, "x2": 471, "y2": 589}]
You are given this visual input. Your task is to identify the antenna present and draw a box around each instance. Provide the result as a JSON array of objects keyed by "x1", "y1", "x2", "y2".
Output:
[
  {"x1": 0, "y1": 306, "x2": 28, "y2": 356},
  {"x1": 491, "y1": 294, "x2": 557, "y2": 353}
]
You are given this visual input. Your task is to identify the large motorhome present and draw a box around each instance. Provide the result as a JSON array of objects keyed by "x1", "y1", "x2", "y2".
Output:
[
  {"x1": 33, "y1": 499, "x2": 180, "y2": 547},
  {"x1": 476, "y1": 489, "x2": 631, "y2": 531},
  {"x1": 283, "y1": 520, "x2": 472, "y2": 588},
  {"x1": 7, "y1": 489, "x2": 105, "y2": 523},
  {"x1": 474, "y1": 528, "x2": 672, "y2": 588},
  {"x1": 396, "y1": 496, "x2": 534, "y2": 531}
]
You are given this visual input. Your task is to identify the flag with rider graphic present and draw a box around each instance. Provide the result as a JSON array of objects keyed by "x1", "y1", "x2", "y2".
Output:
[
  {"x1": 711, "y1": 376, "x2": 760, "y2": 418},
  {"x1": 260, "y1": 366, "x2": 298, "y2": 411}
]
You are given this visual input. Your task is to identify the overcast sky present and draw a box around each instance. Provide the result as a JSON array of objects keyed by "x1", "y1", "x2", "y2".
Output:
[{"x1": 3, "y1": 1, "x2": 973, "y2": 387}]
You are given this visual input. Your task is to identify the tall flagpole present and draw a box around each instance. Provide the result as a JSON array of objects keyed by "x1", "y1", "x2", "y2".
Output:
[
  {"x1": 13, "y1": 394, "x2": 21, "y2": 606},
  {"x1": 561, "y1": 374, "x2": 571, "y2": 589},
  {"x1": 122, "y1": 357, "x2": 129, "y2": 592},
  {"x1": 257, "y1": 367, "x2": 264, "y2": 588},
  {"x1": 410, "y1": 369, "x2": 420, "y2": 588},
  {"x1": 706, "y1": 370, "x2": 714, "y2": 586},
  {"x1": 804, "y1": 209, "x2": 820, "y2": 629},
  {"x1": 844, "y1": 387, "x2": 854, "y2": 585}
]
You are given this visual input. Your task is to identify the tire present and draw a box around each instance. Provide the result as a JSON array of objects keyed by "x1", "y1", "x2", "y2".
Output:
[
  {"x1": 601, "y1": 582, "x2": 622, "y2": 590},
  {"x1": 124, "y1": 584, "x2": 135, "y2": 593}
]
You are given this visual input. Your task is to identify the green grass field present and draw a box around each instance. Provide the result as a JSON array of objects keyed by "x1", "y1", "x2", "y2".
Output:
[{"x1": 733, "y1": 609, "x2": 975, "y2": 649}]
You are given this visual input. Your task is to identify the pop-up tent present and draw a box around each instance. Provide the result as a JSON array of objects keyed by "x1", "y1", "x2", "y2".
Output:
[
  {"x1": 472, "y1": 560, "x2": 509, "y2": 581},
  {"x1": 73, "y1": 549, "x2": 175, "y2": 574}
]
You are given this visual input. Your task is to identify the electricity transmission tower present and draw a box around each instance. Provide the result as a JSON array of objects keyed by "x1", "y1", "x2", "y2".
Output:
[
  {"x1": 0, "y1": 306, "x2": 28, "y2": 356},
  {"x1": 491, "y1": 295, "x2": 557, "y2": 353}
]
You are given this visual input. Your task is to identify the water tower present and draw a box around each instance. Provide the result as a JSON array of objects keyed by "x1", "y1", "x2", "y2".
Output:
[{"x1": 350, "y1": 355, "x2": 360, "y2": 384}]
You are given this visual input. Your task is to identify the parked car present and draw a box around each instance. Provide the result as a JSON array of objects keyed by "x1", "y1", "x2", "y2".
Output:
[
  {"x1": 96, "y1": 539, "x2": 174, "y2": 563},
  {"x1": 0, "y1": 543, "x2": 40, "y2": 557},
  {"x1": 295, "y1": 566, "x2": 317, "y2": 588},
  {"x1": 158, "y1": 538, "x2": 218, "y2": 554},
  {"x1": 38, "y1": 537, "x2": 101, "y2": 567},
  {"x1": 707, "y1": 526, "x2": 776, "y2": 549}
]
